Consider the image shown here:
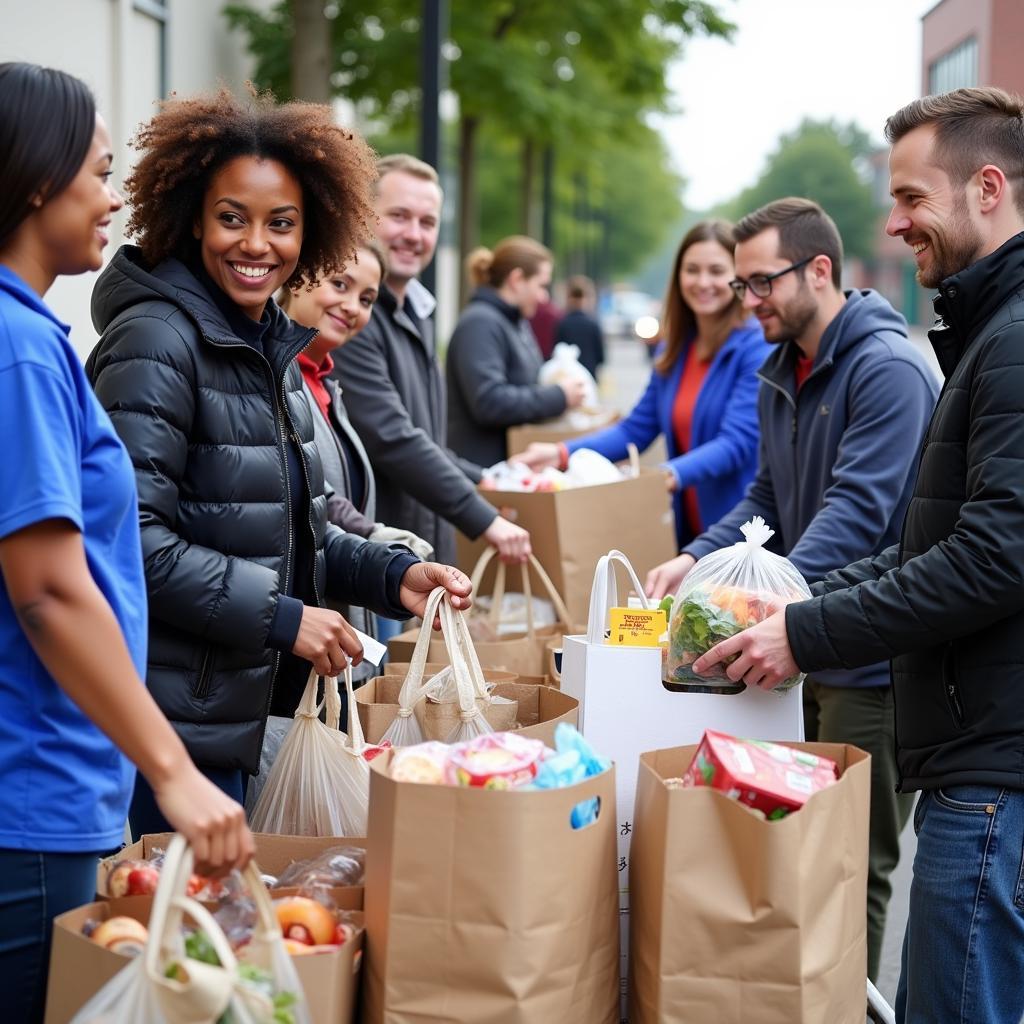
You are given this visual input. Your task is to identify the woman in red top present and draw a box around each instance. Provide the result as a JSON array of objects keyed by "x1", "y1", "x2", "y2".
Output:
[{"x1": 517, "y1": 221, "x2": 769, "y2": 547}]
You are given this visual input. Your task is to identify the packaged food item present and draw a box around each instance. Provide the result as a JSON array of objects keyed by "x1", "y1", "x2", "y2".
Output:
[
  {"x1": 273, "y1": 846, "x2": 365, "y2": 890},
  {"x1": 682, "y1": 730, "x2": 838, "y2": 819},
  {"x1": 87, "y1": 916, "x2": 149, "y2": 955},
  {"x1": 522, "y1": 722, "x2": 611, "y2": 828},
  {"x1": 444, "y1": 733, "x2": 546, "y2": 789},
  {"x1": 389, "y1": 741, "x2": 450, "y2": 784},
  {"x1": 665, "y1": 517, "x2": 811, "y2": 693}
]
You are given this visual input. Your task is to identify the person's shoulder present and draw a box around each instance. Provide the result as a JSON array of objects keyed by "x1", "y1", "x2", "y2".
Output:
[{"x1": 0, "y1": 290, "x2": 76, "y2": 379}]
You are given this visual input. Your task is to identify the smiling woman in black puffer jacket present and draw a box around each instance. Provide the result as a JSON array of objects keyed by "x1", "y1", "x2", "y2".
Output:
[{"x1": 86, "y1": 88, "x2": 471, "y2": 835}]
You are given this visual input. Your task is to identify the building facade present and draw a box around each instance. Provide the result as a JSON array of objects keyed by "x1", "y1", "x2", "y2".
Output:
[{"x1": 1, "y1": 0, "x2": 272, "y2": 356}]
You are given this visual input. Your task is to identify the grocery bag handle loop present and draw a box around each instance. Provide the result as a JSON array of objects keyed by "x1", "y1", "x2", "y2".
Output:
[
  {"x1": 470, "y1": 549, "x2": 572, "y2": 633},
  {"x1": 586, "y1": 549, "x2": 650, "y2": 644}
]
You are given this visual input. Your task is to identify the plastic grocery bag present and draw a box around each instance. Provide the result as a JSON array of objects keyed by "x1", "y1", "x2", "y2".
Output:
[
  {"x1": 248, "y1": 667, "x2": 368, "y2": 836},
  {"x1": 381, "y1": 587, "x2": 498, "y2": 745},
  {"x1": 71, "y1": 833, "x2": 310, "y2": 1024},
  {"x1": 539, "y1": 342, "x2": 599, "y2": 427},
  {"x1": 665, "y1": 517, "x2": 811, "y2": 693}
]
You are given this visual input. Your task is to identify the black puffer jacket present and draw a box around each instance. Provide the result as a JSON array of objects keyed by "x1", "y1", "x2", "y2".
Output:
[
  {"x1": 786, "y1": 232, "x2": 1024, "y2": 792},
  {"x1": 87, "y1": 247, "x2": 412, "y2": 774}
]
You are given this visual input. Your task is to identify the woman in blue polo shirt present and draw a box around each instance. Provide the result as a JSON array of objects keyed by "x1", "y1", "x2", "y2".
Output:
[{"x1": 0, "y1": 64, "x2": 254, "y2": 1024}]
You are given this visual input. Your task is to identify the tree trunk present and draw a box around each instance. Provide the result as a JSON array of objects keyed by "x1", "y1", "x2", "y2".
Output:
[
  {"x1": 458, "y1": 114, "x2": 480, "y2": 307},
  {"x1": 540, "y1": 146, "x2": 555, "y2": 249},
  {"x1": 290, "y1": 0, "x2": 332, "y2": 103},
  {"x1": 520, "y1": 137, "x2": 536, "y2": 236}
]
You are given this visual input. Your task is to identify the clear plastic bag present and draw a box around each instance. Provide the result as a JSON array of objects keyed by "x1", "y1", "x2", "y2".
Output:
[
  {"x1": 381, "y1": 587, "x2": 497, "y2": 745},
  {"x1": 248, "y1": 666, "x2": 368, "y2": 837},
  {"x1": 665, "y1": 517, "x2": 811, "y2": 693},
  {"x1": 538, "y1": 342, "x2": 599, "y2": 427},
  {"x1": 72, "y1": 834, "x2": 311, "y2": 1024},
  {"x1": 245, "y1": 715, "x2": 291, "y2": 817}
]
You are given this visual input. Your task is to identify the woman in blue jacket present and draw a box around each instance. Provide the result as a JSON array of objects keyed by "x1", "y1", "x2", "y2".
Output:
[{"x1": 517, "y1": 220, "x2": 769, "y2": 547}]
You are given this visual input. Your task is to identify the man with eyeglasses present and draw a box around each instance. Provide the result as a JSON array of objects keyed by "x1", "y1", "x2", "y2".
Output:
[{"x1": 647, "y1": 196, "x2": 938, "y2": 980}]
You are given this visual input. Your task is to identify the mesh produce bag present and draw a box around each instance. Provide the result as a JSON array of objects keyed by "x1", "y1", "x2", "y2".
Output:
[
  {"x1": 248, "y1": 667, "x2": 368, "y2": 837},
  {"x1": 665, "y1": 517, "x2": 812, "y2": 693},
  {"x1": 72, "y1": 833, "x2": 310, "y2": 1024}
]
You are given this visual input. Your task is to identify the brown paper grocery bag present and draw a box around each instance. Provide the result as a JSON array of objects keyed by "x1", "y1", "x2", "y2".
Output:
[
  {"x1": 363, "y1": 752, "x2": 619, "y2": 1023},
  {"x1": 628, "y1": 742, "x2": 870, "y2": 1024},
  {"x1": 355, "y1": 676, "x2": 578, "y2": 746},
  {"x1": 455, "y1": 469, "x2": 676, "y2": 623}
]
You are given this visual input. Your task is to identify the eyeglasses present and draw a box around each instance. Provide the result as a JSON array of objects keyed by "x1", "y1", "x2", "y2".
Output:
[{"x1": 729, "y1": 256, "x2": 815, "y2": 300}]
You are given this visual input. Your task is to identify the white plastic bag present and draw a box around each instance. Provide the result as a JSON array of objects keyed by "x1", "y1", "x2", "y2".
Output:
[
  {"x1": 248, "y1": 666, "x2": 368, "y2": 836},
  {"x1": 381, "y1": 586, "x2": 497, "y2": 746},
  {"x1": 71, "y1": 833, "x2": 310, "y2": 1024},
  {"x1": 665, "y1": 517, "x2": 812, "y2": 693},
  {"x1": 539, "y1": 342, "x2": 599, "y2": 426}
]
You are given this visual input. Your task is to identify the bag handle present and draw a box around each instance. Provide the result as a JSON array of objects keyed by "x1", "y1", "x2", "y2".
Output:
[
  {"x1": 469, "y1": 549, "x2": 573, "y2": 632},
  {"x1": 586, "y1": 549, "x2": 651, "y2": 643},
  {"x1": 339, "y1": 663, "x2": 368, "y2": 755},
  {"x1": 145, "y1": 834, "x2": 239, "y2": 1019},
  {"x1": 393, "y1": 586, "x2": 454, "y2": 717},
  {"x1": 440, "y1": 596, "x2": 492, "y2": 727}
]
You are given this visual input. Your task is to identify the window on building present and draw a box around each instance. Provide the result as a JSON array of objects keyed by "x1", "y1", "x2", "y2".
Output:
[{"x1": 928, "y1": 37, "x2": 978, "y2": 94}]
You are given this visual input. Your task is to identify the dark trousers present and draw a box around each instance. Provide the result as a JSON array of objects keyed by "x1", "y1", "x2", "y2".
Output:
[
  {"x1": 0, "y1": 847, "x2": 112, "y2": 1024},
  {"x1": 128, "y1": 766, "x2": 248, "y2": 838},
  {"x1": 803, "y1": 679, "x2": 913, "y2": 981}
]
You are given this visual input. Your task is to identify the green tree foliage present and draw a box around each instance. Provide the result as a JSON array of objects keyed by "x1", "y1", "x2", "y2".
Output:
[
  {"x1": 725, "y1": 119, "x2": 877, "y2": 261},
  {"x1": 223, "y1": 0, "x2": 734, "y2": 281}
]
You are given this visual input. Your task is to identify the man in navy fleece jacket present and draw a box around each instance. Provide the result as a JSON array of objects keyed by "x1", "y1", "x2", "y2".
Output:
[{"x1": 647, "y1": 198, "x2": 938, "y2": 979}]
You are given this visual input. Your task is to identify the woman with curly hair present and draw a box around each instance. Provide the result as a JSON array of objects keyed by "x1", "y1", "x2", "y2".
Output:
[
  {"x1": 0, "y1": 64, "x2": 253, "y2": 1024},
  {"x1": 87, "y1": 87, "x2": 471, "y2": 834}
]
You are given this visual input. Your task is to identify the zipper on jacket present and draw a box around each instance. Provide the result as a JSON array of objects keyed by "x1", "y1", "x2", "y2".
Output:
[
  {"x1": 193, "y1": 646, "x2": 214, "y2": 700},
  {"x1": 757, "y1": 372, "x2": 802, "y2": 519},
  {"x1": 942, "y1": 646, "x2": 966, "y2": 728},
  {"x1": 281, "y1": 374, "x2": 323, "y2": 606}
]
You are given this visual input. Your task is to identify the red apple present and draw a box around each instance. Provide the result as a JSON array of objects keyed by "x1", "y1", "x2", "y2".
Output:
[{"x1": 126, "y1": 865, "x2": 160, "y2": 896}]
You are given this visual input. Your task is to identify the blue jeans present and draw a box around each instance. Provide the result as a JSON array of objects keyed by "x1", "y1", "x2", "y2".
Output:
[
  {"x1": 129, "y1": 766, "x2": 247, "y2": 838},
  {"x1": 895, "y1": 785, "x2": 1024, "y2": 1023},
  {"x1": 0, "y1": 847, "x2": 111, "y2": 1024}
]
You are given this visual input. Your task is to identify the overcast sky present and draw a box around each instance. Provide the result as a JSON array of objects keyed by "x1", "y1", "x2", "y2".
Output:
[{"x1": 653, "y1": 0, "x2": 938, "y2": 210}]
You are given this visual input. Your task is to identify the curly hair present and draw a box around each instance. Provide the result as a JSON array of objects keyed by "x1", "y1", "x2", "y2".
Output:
[{"x1": 124, "y1": 86, "x2": 377, "y2": 288}]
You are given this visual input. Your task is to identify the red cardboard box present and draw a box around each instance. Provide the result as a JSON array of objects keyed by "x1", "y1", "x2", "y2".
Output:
[{"x1": 682, "y1": 730, "x2": 838, "y2": 819}]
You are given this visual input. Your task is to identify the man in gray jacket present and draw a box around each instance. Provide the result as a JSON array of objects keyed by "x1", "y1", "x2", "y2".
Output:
[{"x1": 331, "y1": 154, "x2": 529, "y2": 567}]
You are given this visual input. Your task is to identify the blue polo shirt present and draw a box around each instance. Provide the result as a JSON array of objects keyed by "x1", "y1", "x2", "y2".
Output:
[{"x1": 0, "y1": 265, "x2": 147, "y2": 852}]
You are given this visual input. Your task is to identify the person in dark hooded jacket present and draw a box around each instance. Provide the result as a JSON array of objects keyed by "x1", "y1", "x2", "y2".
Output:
[
  {"x1": 647, "y1": 198, "x2": 938, "y2": 980},
  {"x1": 86, "y1": 88, "x2": 471, "y2": 836}
]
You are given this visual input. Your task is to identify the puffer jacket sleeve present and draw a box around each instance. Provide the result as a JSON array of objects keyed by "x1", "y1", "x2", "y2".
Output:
[
  {"x1": 787, "y1": 327, "x2": 1024, "y2": 673},
  {"x1": 322, "y1": 524, "x2": 416, "y2": 619},
  {"x1": 89, "y1": 314, "x2": 280, "y2": 651},
  {"x1": 809, "y1": 546, "x2": 900, "y2": 597}
]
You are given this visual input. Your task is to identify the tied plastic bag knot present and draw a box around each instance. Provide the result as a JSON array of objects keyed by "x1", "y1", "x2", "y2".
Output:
[
  {"x1": 396, "y1": 707, "x2": 415, "y2": 720},
  {"x1": 459, "y1": 709, "x2": 478, "y2": 724},
  {"x1": 739, "y1": 515, "x2": 774, "y2": 548}
]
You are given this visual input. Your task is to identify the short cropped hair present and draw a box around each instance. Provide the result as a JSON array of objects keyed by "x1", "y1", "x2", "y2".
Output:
[
  {"x1": 375, "y1": 153, "x2": 443, "y2": 199},
  {"x1": 884, "y1": 87, "x2": 1024, "y2": 216},
  {"x1": 733, "y1": 197, "x2": 843, "y2": 288}
]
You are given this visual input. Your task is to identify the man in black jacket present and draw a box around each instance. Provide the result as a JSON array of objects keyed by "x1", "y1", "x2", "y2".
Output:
[
  {"x1": 331, "y1": 154, "x2": 529, "y2": 568},
  {"x1": 692, "y1": 87, "x2": 1024, "y2": 1024}
]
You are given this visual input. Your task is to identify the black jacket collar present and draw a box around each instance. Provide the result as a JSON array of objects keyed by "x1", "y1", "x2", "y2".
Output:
[
  {"x1": 931, "y1": 230, "x2": 1024, "y2": 377},
  {"x1": 469, "y1": 286, "x2": 522, "y2": 325}
]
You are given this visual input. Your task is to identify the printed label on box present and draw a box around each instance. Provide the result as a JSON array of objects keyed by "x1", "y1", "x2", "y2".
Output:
[{"x1": 607, "y1": 608, "x2": 666, "y2": 647}]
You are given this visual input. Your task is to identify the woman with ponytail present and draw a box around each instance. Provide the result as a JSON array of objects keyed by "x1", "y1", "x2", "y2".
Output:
[{"x1": 446, "y1": 235, "x2": 587, "y2": 466}]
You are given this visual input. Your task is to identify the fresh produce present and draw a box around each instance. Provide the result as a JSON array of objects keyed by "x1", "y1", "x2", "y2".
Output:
[
  {"x1": 89, "y1": 916, "x2": 149, "y2": 955},
  {"x1": 664, "y1": 518, "x2": 810, "y2": 693},
  {"x1": 105, "y1": 855, "x2": 217, "y2": 899},
  {"x1": 272, "y1": 896, "x2": 336, "y2": 946}
]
